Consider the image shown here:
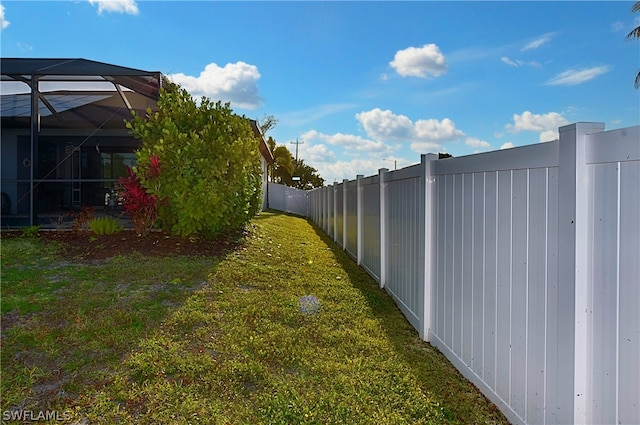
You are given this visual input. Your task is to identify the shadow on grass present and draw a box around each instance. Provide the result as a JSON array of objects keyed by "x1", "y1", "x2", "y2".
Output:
[
  {"x1": 305, "y1": 217, "x2": 507, "y2": 424},
  {"x1": 254, "y1": 209, "x2": 307, "y2": 221},
  {"x1": 0, "y1": 232, "x2": 246, "y2": 416}
]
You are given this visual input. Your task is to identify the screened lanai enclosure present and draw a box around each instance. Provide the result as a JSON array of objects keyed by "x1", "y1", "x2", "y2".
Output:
[{"x1": 0, "y1": 58, "x2": 162, "y2": 227}]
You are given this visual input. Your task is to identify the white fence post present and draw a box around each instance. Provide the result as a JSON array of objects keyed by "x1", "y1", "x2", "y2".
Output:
[
  {"x1": 343, "y1": 179, "x2": 348, "y2": 250},
  {"x1": 421, "y1": 154, "x2": 438, "y2": 342},
  {"x1": 357, "y1": 174, "x2": 363, "y2": 265},
  {"x1": 558, "y1": 122, "x2": 606, "y2": 425},
  {"x1": 379, "y1": 168, "x2": 388, "y2": 289},
  {"x1": 333, "y1": 183, "x2": 338, "y2": 243}
]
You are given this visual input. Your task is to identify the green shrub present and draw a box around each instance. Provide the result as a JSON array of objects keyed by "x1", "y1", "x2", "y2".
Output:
[
  {"x1": 21, "y1": 225, "x2": 40, "y2": 238},
  {"x1": 126, "y1": 83, "x2": 262, "y2": 238},
  {"x1": 88, "y1": 217, "x2": 124, "y2": 235}
]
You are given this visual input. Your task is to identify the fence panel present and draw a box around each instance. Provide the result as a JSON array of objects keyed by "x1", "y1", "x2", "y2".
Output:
[
  {"x1": 288, "y1": 186, "x2": 308, "y2": 217},
  {"x1": 585, "y1": 126, "x2": 640, "y2": 425},
  {"x1": 325, "y1": 186, "x2": 331, "y2": 233},
  {"x1": 616, "y1": 160, "x2": 640, "y2": 425},
  {"x1": 285, "y1": 123, "x2": 639, "y2": 425},
  {"x1": 314, "y1": 188, "x2": 320, "y2": 224},
  {"x1": 385, "y1": 165, "x2": 424, "y2": 331},
  {"x1": 335, "y1": 183, "x2": 344, "y2": 248},
  {"x1": 268, "y1": 183, "x2": 307, "y2": 216},
  {"x1": 327, "y1": 184, "x2": 334, "y2": 238},
  {"x1": 321, "y1": 186, "x2": 327, "y2": 231},
  {"x1": 268, "y1": 183, "x2": 286, "y2": 212},
  {"x1": 345, "y1": 180, "x2": 358, "y2": 259},
  {"x1": 361, "y1": 175, "x2": 380, "y2": 281},
  {"x1": 431, "y1": 142, "x2": 561, "y2": 425},
  {"x1": 308, "y1": 189, "x2": 314, "y2": 222}
]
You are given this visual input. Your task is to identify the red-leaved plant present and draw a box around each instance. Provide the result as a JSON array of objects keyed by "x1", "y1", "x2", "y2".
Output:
[{"x1": 118, "y1": 155, "x2": 160, "y2": 236}]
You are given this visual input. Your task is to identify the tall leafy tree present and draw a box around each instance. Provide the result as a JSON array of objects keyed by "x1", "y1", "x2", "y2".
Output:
[
  {"x1": 292, "y1": 159, "x2": 324, "y2": 190},
  {"x1": 266, "y1": 136, "x2": 277, "y2": 153},
  {"x1": 267, "y1": 136, "x2": 295, "y2": 184},
  {"x1": 126, "y1": 84, "x2": 263, "y2": 238},
  {"x1": 266, "y1": 138, "x2": 325, "y2": 188},
  {"x1": 271, "y1": 145, "x2": 295, "y2": 184},
  {"x1": 628, "y1": 2, "x2": 640, "y2": 88}
]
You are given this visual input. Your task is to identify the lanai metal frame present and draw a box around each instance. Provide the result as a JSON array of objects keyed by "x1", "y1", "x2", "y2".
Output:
[{"x1": 1, "y1": 58, "x2": 162, "y2": 225}]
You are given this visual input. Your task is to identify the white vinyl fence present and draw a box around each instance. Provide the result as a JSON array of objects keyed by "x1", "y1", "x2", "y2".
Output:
[
  {"x1": 267, "y1": 182, "x2": 308, "y2": 216},
  {"x1": 305, "y1": 122, "x2": 640, "y2": 425}
]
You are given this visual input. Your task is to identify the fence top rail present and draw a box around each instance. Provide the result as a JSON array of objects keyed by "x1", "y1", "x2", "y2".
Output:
[
  {"x1": 586, "y1": 125, "x2": 640, "y2": 164},
  {"x1": 361, "y1": 175, "x2": 380, "y2": 185},
  {"x1": 433, "y1": 140, "x2": 559, "y2": 175},
  {"x1": 384, "y1": 163, "x2": 423, "y2": 182}
]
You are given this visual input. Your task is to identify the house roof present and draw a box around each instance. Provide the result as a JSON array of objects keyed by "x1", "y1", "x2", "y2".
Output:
[
  {"x1": 1, "y1": 58, "x2": 161, "y2": 100},
  {"x1": 250, "y1": 119, "x2": 275, "y2": 164},
  {"x1": 1, "y1": 90, "x2": 158, "y2": 130},
  {"x1": 0, "y1": 58, "x2": 274, "y2": 163},
  {"x1": 1, "y1": 58, "x2": 161, "y2": 130}
]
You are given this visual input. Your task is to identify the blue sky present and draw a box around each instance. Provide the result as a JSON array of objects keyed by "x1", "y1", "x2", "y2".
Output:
[{"x1": 1, "y1": 1, "x2": 639, "y2": 183}]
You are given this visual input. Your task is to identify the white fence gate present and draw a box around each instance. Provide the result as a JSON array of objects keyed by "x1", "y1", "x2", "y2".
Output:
[
  {"x1": 267, "y1": 183, "x2": 308, "y2": 216},
  {"x1": 306, "y1": 122, "x2": 640, "y2": 425}
]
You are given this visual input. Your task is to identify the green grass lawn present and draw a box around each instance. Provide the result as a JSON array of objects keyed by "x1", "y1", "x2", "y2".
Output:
[{"x1": 1, "y1": 211, "x2": 507, "y2": 424}]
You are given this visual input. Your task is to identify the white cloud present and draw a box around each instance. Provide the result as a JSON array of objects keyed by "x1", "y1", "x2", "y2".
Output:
[
  {"x1": 301, "y1": 130, "x2": 389, "y2": 155},
  {"x1": 414, "y1": 118, "x2": 464, "y2": 142},
  {"x1": 500, "y1": 142, "x2": 515, "y2": 150},
  {"x1": 88, "y1": 0, "x2": 139, "y2": 15},
  {"x1": 539, "y1": 130, "x2": 559, "y2": 143},
  {"x1": 0, "y1": 4, "x2": 10, "y2": 29},
  {"x1": 465, "y1": 137, "x2": 492, "y2": 151},
  {"x1": 501, "y1": 56, "x2": 541, "y2": 68},
  {"x1": 168, "y1": 62, "x2": 262, "y2": 110},
  {"x1": 522, "y1": 33, "x2": 553, "y2": 51},
  {"x1": 545, "y1": 66, "x2": 610, "y2": 86},
  {"x1": 356, "y1": 108, "x2": 464, "y2": 154},
  {"x1": 294, "y1": 107, "x2": 467, "y2": 182},
  {"x1": 390, "y1": 44, "x2": 447, "y2": 78},
  {"x1": 505, "y1": 110, "x2": 569, "y2": 143},
  {"x1": 410, "y1": 141, "x2": 444, "y2": 154},
  {"x1": 356, "y1": 108, "x2": 413, "y2": 141},
  {"x1": 290, "y1": 134, "x2": 397, "y2": 182},
  {"x1": 501, "y1": 56, "x2": 519, "y2": 67},
  {"x1": 297, "y1": 143, "x2": 337, "y2": 164},
  {"x1": 611, "y1": 21, "x2": 625, "y2": 32},
  {"x1": 309, "y1": 158, "x2": 383, "y2": 184}
]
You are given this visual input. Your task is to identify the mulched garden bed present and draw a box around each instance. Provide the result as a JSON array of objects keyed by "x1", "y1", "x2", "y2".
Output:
[{"x1": 1, "y1": 228, "x2": 246, "y2": 261}]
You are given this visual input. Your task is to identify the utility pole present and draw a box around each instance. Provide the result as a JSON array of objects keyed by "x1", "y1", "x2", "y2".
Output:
[
  {"x1": 384, "y1": 158, "x2": 397, "y2": 170},
  {"x1": 290, "y1": 138, "x2": 304, "y2": 162}
]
